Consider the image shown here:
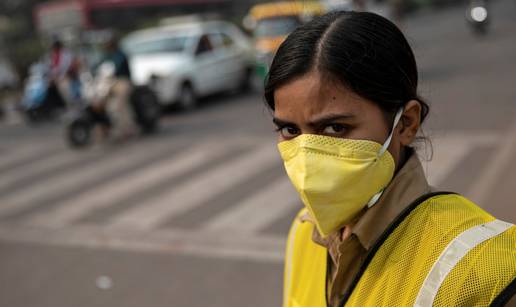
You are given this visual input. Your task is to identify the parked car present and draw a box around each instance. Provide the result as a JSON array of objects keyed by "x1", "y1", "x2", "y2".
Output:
[{"x1": 122, "y1": 20, "x2": 254, "y2": 110}]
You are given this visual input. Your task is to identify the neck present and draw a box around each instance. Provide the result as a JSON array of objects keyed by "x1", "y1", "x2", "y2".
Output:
[{"x1": 396, "y1": 147, "x2": 410, "y2": 174}]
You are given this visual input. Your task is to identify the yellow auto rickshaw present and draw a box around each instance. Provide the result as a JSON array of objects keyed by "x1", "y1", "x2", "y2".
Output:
[{"x1": 244, "y1": 1, "x2": 326, "y2": 80}]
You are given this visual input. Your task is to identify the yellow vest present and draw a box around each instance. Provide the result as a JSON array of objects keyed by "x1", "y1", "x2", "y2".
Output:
[{"x1": 283, "y1": 193, "x2": 516, "y2": 307}]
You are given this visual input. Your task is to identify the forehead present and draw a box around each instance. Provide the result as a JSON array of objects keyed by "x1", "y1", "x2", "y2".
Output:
[{"x1": 273, "y1": 72, "x2": 373, "y2": 119}]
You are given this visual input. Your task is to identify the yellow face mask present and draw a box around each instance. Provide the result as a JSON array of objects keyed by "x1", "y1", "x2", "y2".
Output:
[{"x1": 278, "y1": 109, "x2": 403, "y2": 237}]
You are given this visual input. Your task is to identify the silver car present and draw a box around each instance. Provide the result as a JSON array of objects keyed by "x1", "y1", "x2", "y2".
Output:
[{"x1": 123, "y1": 20, "x2": 254, "y2": 110}]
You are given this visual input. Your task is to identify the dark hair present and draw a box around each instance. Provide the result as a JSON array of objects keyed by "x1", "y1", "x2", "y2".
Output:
[{"x1": 264, "y1": 11, "x2": 429, "y2": 125}]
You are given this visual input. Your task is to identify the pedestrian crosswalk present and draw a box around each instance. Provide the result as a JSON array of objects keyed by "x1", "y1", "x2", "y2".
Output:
[
  {"x1": 203, "y1": 177, "x2": 300, "y2": 234},
  {"x1": 108, "y1": 143, "x2": 282, "y2": 230},
  {"x1": 0, "y1": 140, "x2": 175, "y2": 218},
  {"x1": 421, "y1": 132, "x2": 500, "y2": 186},
  {"x1": 0, "y1": 142, "x2": 60, "y2": 172},
  {"x1": 26, "y1": 141, "x2": 233, "y2": 227},
  {"x1": 0, "y1": 131, "x2": 501, "y2": 263}
]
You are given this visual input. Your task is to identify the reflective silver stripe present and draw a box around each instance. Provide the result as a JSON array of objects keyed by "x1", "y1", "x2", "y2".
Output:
[{"x1": 414, "y1": 219, "x2": 513, "y2": 307}]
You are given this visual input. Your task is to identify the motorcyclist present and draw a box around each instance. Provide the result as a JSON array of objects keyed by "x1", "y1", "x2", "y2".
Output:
[
  {"x1": 92, "y1": 36, "x2": 136, "y2": 140},
  {"x1": 47, "y1": 38, "x2": 71, "y2": 110},
  {"x1": 65, "y1": 58, "x2": 84, "y2": 105}
]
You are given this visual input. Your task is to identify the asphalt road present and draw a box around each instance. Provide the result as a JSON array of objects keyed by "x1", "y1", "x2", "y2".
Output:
[{"x1": 0, "y1": 1, "x2": 515, "y2": 306}]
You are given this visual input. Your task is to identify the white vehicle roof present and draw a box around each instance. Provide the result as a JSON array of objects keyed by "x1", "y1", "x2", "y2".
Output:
[{"x1": 123, "y1": 20, "x2": 243, "y2": 45}]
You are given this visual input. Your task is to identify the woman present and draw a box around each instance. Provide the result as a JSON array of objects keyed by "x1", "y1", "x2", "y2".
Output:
[{"x1": 264, "y1": 11, "x2": 515, "y2": 307}]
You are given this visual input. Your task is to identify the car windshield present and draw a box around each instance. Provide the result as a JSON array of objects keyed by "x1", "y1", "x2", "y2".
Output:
[
  {"x1": 124, "y1": 36, "x2": 191, "y2": 55},
  {"x1": 254, "y1": 16, "x2": 301, "y2": 38}
]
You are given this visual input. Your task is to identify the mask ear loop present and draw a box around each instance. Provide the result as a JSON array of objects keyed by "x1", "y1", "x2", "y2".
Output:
[
  {"x1": 367, "y1": 107, "x2": 404, "y2": 208},
  {"x1": 378, "y1": 108, "x2": 404, "y2": 157}
]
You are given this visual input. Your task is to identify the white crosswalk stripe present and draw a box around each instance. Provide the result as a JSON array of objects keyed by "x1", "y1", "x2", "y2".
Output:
[
  {"x1": 24, "y1": 141, "x2": 232, "y2": 227},
  {"x1": 0, "y1": 149, "x2": 97, "y2": 193},
  {"x1": 203, "y1": 177, "x2": 300, "y2": 233},
  {"x1": 108, "y1": 143, "x2": 281, "y2": 230},
  {"x1": 421, "y1": 132, "x2": 500, "y2": 186},
  {"x1": 0, "y1": 142, "x2": 59, "y2": 171},
  {"x1": 0, "y1": 141, "x2": 172, "y2": 218}
]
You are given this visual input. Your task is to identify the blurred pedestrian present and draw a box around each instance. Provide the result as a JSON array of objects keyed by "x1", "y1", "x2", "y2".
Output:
[
  {"x1": 47, "y1": 38, "x2": 72, "y2": 108},
  {"x1": 49, "y1": 38, "x2": 73, "y2": 81},
  {"x1": 65, "y1": 58, "x2": 84, "y2": 105},
  {"x1": 264, "y1": 11, "x2": 515, "y2": 307}
]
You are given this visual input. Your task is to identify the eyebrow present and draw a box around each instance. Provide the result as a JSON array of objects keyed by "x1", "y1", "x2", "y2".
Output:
[
  {"x1": 272, "y1": 117, "x2": 294, "y2": 127},
  {"x1": 273, "y1": 113, "x2": 355, "y2": 127},
  {"x1": 308, "y1": 113, "x2": 356, "y2": 126}
]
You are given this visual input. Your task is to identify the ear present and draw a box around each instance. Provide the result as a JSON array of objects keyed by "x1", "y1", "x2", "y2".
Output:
[{"x1": 398, "y1": 100, "x2": 422, "y2": 146}]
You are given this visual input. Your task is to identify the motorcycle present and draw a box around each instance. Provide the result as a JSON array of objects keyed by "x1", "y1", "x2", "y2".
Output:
[
  {"x1": 66, "y1": 63, "x2": 161, "y2": 148},
  {"x1": 466, "y1": 0, "x2": 489, "y2": 35}
]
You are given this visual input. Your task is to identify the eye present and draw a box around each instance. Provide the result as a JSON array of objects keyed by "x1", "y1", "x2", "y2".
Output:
[
  {"x1": 277, "y1": 126, "x2": 300, "y2": 139},
  {"x1": 322, "y1": 124, "x2": 348, "y2": 136}
]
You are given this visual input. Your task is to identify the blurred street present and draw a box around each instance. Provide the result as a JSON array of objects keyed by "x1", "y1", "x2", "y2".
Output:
[{"x1": 1, "y1": 0, "x2": 516, "y2": 306}]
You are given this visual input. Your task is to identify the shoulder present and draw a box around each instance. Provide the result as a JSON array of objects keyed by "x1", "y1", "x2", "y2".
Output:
[
  {"x1": 415, "y1": 194, "x2": 516, "y2": 305},
  {"x1": 433, "y1": 223, "x2": 515, "y2": 306},
  {"x1": 409, "y1": 193, "x2": 494, "y2": 231},
  {"x1": 378, "y1": 193, "x2": 495, "y2": 250},
  {"x1": 403, "y1": 193, "x2": 515, "y2": 251}
]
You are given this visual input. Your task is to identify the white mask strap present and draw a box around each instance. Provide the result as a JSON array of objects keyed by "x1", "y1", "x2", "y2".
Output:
[
  {"x1": 369, "y1": 107, "x2": 404, "y2": 209},
  {"x1": 367, "y1": 189, "x2": 384, "y2": 208},
  {"x1": 378, "y1": 107, "x2": 404, "y2": 157}
]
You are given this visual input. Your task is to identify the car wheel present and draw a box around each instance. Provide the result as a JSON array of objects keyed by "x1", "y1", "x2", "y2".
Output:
[
  {"x1": 179, "y1": 83, "x2": 197, "y2": 111},
  {"x1": 131, "y1": 86, "x2": 161, "y2": 134}
]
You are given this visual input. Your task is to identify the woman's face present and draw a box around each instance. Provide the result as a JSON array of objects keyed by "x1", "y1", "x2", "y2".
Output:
[{"x1": 273, "y1": 71, "x2": 410, "y2": 168}]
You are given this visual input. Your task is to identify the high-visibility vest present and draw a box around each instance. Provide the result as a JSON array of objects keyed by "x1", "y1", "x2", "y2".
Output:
[{"x1": 283, "y1": 192, "x2": 516, "y2": 307}]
